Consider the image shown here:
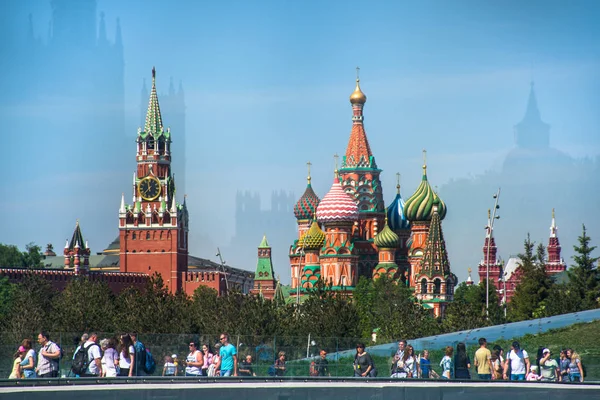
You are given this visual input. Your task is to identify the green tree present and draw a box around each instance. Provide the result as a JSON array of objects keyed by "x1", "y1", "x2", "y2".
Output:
[
  {"x1": 567, "y1": 224, "x2": 600, "y2": 310},
  {"x1": 443, "y1": 281, "x2": 504, "y2": 332},
  {"x1": 0, "y1": 277, "x2": 15, "y2": 326},
  {"x1": 22, "y1": 242, "x2": 43, "y2": 268},
  {"x1": 354, "y1": 276, "x2": 438, "y2": 342},
  {"x1": 508, "y1": 235, "x2": 553, "y2": 321},
  {"x1": 52, "y1": 277, "x2": 116, "y2": 333},
  {"x1": 2, "y1": 274, "x2": 56, "y2": 341},
  {"x1": 0, "y1": 243, "x2": 24, "y2": 267}
]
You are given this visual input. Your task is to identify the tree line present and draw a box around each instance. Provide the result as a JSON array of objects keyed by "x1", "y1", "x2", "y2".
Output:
[{"x1": 0, "y1": 225, "x2": 597, "y2": 347}]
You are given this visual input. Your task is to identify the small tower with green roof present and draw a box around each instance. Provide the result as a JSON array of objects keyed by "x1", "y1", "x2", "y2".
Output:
[{"x1": 251, "y1": 235, "x2": 277, "y2": 300}]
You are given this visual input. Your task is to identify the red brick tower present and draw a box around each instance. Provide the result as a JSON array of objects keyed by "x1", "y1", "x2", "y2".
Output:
[
  {"x1": 546, "y1": 209, "x2": 567, "y2": 275},
  {"x1": 119, "y1": 68, "x2": 189, "y2": 293},
  {"x1": 478, "y1": 209, "x2": 503, "y2": 287},
  {"x1": 63, "y1": 220, "x2": 91, "y2": 274},
  {"x1": 339, "y1": 69, "x2": 385, "y2": 278}
]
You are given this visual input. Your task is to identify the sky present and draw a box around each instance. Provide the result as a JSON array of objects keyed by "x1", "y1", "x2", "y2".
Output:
[{"x1": 1, "y1": 0, "x2": 599, "y2": 284}]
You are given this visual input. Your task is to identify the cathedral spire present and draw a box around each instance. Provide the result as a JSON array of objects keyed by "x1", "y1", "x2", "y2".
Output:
[
  {"x1": 342, "y1": 68, "x2": 374, "y2": 169},
  {"x1": 514, "y1": 81, "x2": 549, "y2": 148},
  {"x1": 546, "y1": 208, "x2": 565, "y2": 274},
  {"x1": 419, "y1": 201, "x2": 450, "y2": 276},
  {"x1": 144, "y1": 67, "x2": 164, "y2": 136}
]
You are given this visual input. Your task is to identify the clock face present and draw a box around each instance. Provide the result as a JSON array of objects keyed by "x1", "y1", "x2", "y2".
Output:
[{"x1": 138, "y1": 177, "x2": 161, "y2": 201}]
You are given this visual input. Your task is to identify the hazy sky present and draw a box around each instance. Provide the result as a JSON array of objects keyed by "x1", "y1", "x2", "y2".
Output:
[{"x1": 1, "y1": 0, "x2": 599, "y2": 284}]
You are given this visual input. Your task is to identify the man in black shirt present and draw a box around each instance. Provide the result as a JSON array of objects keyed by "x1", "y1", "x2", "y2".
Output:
[
  {"x1": 315, "y1": 349, "x2": 329, "y2": 377},
  {"x1": 238, "y1": 355, "x2": 255, "y2": 377}
]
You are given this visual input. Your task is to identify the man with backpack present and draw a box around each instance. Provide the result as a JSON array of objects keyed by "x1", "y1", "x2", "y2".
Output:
[
  {"x1": 71, "y1": 332, "x2": 102, "y2": 377},
  {"x1": 503, "y1": 341, "x2": 530, "y2": 381},
  {"x1": 83, "y1": 333, "x2": 102, "y2": 377}
]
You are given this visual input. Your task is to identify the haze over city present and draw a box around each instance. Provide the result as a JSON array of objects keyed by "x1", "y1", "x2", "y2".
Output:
[{"x1": 1, "y1": 0, "x2": 599, "y2": 285}]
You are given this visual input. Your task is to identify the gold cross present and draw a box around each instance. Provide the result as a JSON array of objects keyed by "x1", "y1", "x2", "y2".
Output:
[
  {"x1": 334, "y1": 153, "x2": 339, "y2": 171},
  {"x1": 356, "y1": 66, "x2": 360, "y2": 81},
  {"x1": 307, "y1": 161, "x2": 312, "y2": 180},
  {"x1": 422, "y1": 149, "x2": 427, "y2": 166},
  {"x1": 468, "y1": 267, "x2": 472, "y2": 274}
]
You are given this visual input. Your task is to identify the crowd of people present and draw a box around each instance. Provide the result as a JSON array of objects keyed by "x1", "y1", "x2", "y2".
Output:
[
  {"x1": 7, "y1": 332, "x2": 586, "y2": 382},
  {"x1": 353, "y1": 338, "x2": 586, "y2": 383}
]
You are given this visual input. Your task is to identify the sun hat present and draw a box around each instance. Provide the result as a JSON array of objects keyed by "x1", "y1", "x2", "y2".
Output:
[
  {"x1": 543, "y1": 348, "x2": 550, "y2": 354},
  {"x1": 18, "y1": 346, "x2": 26, "y2": 352},
  {"x1": 171, "y1": 354, "x2": 177, "y2": 359}
]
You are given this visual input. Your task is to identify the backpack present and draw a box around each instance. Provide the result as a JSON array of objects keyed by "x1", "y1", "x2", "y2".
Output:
[
  {"x1": 309, "y1": 360, "x2": 319, "y2": 377},
  {"x1": 71, "y1": 343, "x2": 98, "y2": 376},
  {"x1": 144, "y1": 347, "x2": 156, "y2": 375},
  {"x1": 267, "y1": 364, "x2": 276, "y2": 376}
]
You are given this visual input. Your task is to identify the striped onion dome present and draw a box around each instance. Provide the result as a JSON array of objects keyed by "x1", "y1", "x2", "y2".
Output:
[
  {"x1": 387, "y1": 185, "x2": 410, "y2": 230},
  {"x1": 294, "y1": 179, "x2": 320, "y2": 220},
  {"x1": 316, "y1": 176, "x2": 359, "y2": 223},
  {"x1": 374, "y1": 220, "x2": 400, "y2": 249},
  {"x1": 404, "y1": 166, "x2": 447, "y2": 222},
  {"x1": 299, "y1": 220, "x2": 326, "y2": 251}
]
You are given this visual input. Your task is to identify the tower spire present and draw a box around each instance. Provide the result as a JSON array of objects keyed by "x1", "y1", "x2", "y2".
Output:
[
  {"x1": 98, "y1": 12, "x2": 108, "y2": 45},
  {"x1": 550, "y1": 208, "x2": 557, "y2": 238},
  {"x1": 115, "y1": 17, "x2": 123, "y2": 49},
  {"x1": 343, "y1": 69, "x2": 373, "y2": 169},
  {"x1": 396, "y1": 172, "x2": 401, "y2": 194},
  {"x1": 144, "y1": 67, "x2": 164, "y2": 136}
]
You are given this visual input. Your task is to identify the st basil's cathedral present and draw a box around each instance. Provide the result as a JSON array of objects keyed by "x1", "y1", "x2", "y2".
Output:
[{"x1": 289, "y1": 74, "x2": 457, "y2": 317}]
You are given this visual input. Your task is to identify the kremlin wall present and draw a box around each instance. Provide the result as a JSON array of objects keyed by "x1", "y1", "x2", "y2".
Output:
[{"x1": 0, "y1": 69, "x2": 566, "y2": 318}]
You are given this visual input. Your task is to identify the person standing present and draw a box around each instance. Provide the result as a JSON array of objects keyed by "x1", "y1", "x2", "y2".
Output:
[
  {"x1": 315, "y1": 349, "x2": 330, "y2": 377},
  {"x1": 503, "y1": 341, "x2": 530, "y2": 381},
  {"x1": 216, "y1": 333, "x2": 237, "y2": 377},
  {"x1": 101, "y1": 338, "x2": 119, "y2": 378},
  {"x1": 539, "y1": 348, "x2": 559, "y2": 382},
  {"x1": 274, "y1": 351, "x2": 287, "y2": 377},
  {"x1": 238, "y1": 355, "x2": 256, "y2": 377},
  {"x1": 474, "y1": 338, "x2": 493, "y2": 380},
  {"x1": 35, "y1": 331, "x2": 61, "y2": 378},
  {"x1": 353, "y1": 343, "x2": 375, "y2": 378},
  {"x1": 440, "y1": 346, "x2": 454, "y2": 379},
  {"x1": 83, "y1": 333, "x2": 102, "y2": 377},
  {"x1": 184, "y1": 341, "x2": 204, "y2": 376},
  {"x1": 19, "y1": 339, "x2": 37, "y2": 379},
  {"x1": 454, "y1": 343, "x2": 471, "y2": 380},
  {"x1": 118, "y1": 334, "x2": 135, "y2": 377},
  {"x1": 130, "y1": 332, "x2": 146, "y2": 376}
]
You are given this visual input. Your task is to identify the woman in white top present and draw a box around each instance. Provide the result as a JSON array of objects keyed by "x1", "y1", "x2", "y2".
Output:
[
  {"x1": 201, "y1": 344, "x2": 213, "y2": 376},
  {"x1": 118, "y1": 334, "x2": 135, "y2": 377},
  {"x1": 185, "y1": 341, "x2": 204, "y2": 376}
]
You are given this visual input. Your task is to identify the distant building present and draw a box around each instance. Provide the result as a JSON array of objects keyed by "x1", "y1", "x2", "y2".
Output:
[
  {"x1": 478, "y1": 209, "x2": 567, "y2": 304},
  {"x1": 287, "y1": 74, "x2": 457, "y2": 317},
  {"x1": 0, "y1": 69, "x2": 253, "y2": 296}
]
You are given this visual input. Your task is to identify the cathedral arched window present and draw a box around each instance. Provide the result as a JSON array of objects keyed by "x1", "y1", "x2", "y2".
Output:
[
  {"x1": 146, "y1": 232, "x2": 151, "y2": 240},
  {"x1": 132, "y1": 233, "x2": 136, "y2": 240},
  {"x1": 446, "y1": 279, "x2": 453, "y2": 295},
  {"x1": 420, "y1": 278, "x2": 427, "y2": 294},
  {"x1": 433, "y1": 279, "x2": 441, "y2": 294}
]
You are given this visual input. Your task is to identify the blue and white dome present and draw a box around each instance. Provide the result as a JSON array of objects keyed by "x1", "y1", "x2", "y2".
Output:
[{"x1": 387, "y1": 187, "x2": 410, "y2": 230}]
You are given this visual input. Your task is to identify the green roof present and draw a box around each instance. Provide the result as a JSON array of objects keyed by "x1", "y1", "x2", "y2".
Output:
[{"x1": 258, "y1": 235, "x2": 270, "y2": 248}]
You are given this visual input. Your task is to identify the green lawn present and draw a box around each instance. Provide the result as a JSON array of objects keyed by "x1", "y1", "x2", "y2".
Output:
[{"x1": 282, "y1": 320, "x2": 600, "y2": 380}]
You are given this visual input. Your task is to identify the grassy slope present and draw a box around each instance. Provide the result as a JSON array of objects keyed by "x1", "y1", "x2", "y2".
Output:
[{"x1": 284, "y1": 320, "x2": 600, "y2": 380}]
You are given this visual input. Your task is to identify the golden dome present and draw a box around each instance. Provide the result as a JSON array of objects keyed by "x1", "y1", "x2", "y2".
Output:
[{"x1": 349, "y1": 79, "x2": 367, "y2": 104}]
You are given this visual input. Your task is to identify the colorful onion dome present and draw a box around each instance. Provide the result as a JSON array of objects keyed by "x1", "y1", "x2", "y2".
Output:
[
  {"x1": 316, "y1": 175, "x2": 359, "y2": 223},
  {"x1": 387, "y1": 184, "x2": 410, "y2": 230},
  {"x1": 349, "y1": 78, "x2": 367, "y2": 105},
  {"x1": 404, "y1": 165, "x2": 447, "y2": 222},
  {"x1": 294, "y1": 178, "x2": 320, "y2": 220},
  {"x1": 299, "y1": 220, "x2": 326, "y2": 251},
  {"x1": 374, "y1": 219, "x2": 400, "y2": 249}
]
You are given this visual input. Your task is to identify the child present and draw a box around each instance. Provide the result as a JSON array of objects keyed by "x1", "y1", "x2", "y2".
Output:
[
  {"x1": 163, "y1": 355, "x2": 177, "y2": 376},
  {"x1": 440, "y1": 346, "x2": 454, "y2": 379},
  {"x1": 9, "y1": 347, "x2": 25, "y2": 379},
  {"x1": 419, "y1": 350, "x2": 431, "y2": 379},
  {"x1": 526, "y1": 365, "x2": 541, "y2": 381}
]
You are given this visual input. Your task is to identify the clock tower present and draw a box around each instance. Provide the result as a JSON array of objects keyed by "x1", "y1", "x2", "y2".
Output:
[{"x1": 119, "y1": 68, "x2": 189, "y2": 293}]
